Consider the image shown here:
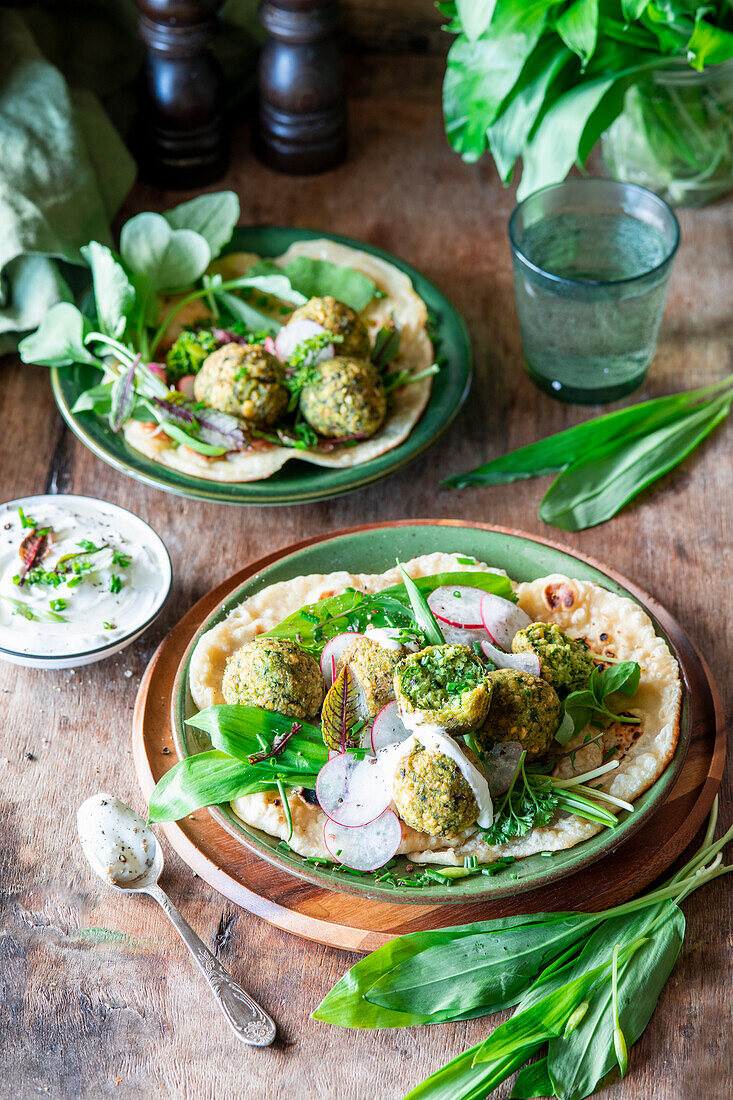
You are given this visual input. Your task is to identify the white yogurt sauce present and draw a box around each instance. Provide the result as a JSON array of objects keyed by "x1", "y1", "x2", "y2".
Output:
[
  {"x1": 0, "y1": 498, "x2": 168, "y2": 657},
  {"x1": 365, "y1": 626, "x2": 420, "y2": 653},
  {"x1": 377, "y1": 725, "x2": 494, "y2": 829},
  {"x1": 77, "y1": 794, "x2": 157, "y2": 885}
]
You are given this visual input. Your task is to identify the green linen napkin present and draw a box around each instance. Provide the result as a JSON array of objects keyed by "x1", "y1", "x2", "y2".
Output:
[{"x1": 0, "y1": 12, "x2": 136, "y2": 354}]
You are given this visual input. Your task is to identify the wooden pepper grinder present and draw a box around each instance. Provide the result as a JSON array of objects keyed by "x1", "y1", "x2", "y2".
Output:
[
  {"x1": 257, "y1": 0, "x2": 347, "y2": 175},
  {"x1": 133, "y1": 0, "x2": 228, "y2": 188}
]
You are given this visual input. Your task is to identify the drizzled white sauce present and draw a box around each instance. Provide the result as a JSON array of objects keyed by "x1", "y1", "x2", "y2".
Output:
[
  {"x1": 0, "y1": 497, "x2": 170, "y2": 658},
  {"x1": 77, "y1": 794, "x2": 157, "y2": 885},
  {"x1": 377, "y1": 725, "x2": 493, "y2": 829},
  {"x1": 364, "y1": 625, "x2": 420, "y2": 653}
]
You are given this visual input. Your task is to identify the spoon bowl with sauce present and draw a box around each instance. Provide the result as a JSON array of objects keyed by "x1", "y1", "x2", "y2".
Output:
[{"x1": 77, "y1": 794, "x2": 276, "y2": 1046}]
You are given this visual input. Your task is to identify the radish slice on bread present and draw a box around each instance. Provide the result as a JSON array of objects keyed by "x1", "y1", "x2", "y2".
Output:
[
  {"x1": 480, "y1": 592, "x2": 532, "y2": 652},
  {"x1": 323, "y1": 809, "x2": 402, "y2": 871},
  {"x1": 371, "y1": 701, "x2": 411, "y2": 752},
  {"x1": 315, "y1": 752, "x2": 391, "y2": 827}
]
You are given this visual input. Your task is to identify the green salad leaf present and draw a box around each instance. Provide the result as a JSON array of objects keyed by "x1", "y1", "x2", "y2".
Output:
[
  {"x1": 247, "y1": 256, "x2": 376, "y2": 312},
  {"x1": 265, "y1": 570, "x2": 515, "y2": 655},
  {"x1": 18, "y1": 302, "x2": 100, "y2": 368},
  {"x1": 80, "y1": 241, "x2": 135, "y2": 341}
]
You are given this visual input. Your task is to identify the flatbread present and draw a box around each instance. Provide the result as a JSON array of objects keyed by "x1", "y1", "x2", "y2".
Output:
[
  {"x1": 187, "y1": 557, "x2": 681, "y2": 864},
  {"x1": 123, "y1": 241, "x2": 434, "y2": 481}
]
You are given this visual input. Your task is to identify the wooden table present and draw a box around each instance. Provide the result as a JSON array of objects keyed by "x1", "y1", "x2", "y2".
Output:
[{"x1": 1, "y1": 55, "x2": 731, "y2": 1100}]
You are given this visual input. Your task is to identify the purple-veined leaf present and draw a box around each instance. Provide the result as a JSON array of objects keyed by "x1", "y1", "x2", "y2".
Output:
[
  {"x1": 151, "y1": 395, "x2": 247, "y2": 450},
  {"x1": 321, "y1": 664, "x2": 362, "y2": 752},
  {"x1": 110, "y1": 354, "x2": 140, "y2": 432}
]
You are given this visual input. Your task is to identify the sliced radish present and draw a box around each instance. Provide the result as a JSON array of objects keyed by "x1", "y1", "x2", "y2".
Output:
[
  {"x1": 480, "y1": 593, "x2": 532, "y2": 652},
  {"x1": 316, "y1": 752, "x2": 391, "y2": 827},
  {"x1": 320, "y1": 632, "x2": 365, "y2": 688},
  {"x1": 439, "y1": 621, "x2": 490, "y2": 647},
  {"x1": 177, "y1": 374, "x2": 196, "y2": 398},
  {"x1": 275, "y1": 319, "x2": 333, "y2": 365},
  {"x1": 147, "y1": 362, "x2": 167, "y2": 384},
  {"x1": 263, "y1": 336, "x2": 277, "y2": 356},
  {"x1": 371, "y1": 701, "x2": 411, "y2": 752},
  {"x1": 481, "y1": 639, "x2": 540, "y2": 676},
  {"x1": 428, "y1": 585, "x2": 485, "y2": 629},
  {"x1": 484, "y1": 742, "x2": 525, "y2": 798},
  {"x1": 324, "y1": 808, "x2": 402, "y2": 871}
]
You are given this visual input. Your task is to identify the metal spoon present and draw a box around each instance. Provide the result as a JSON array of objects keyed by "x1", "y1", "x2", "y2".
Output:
[{"x1": 77, "y1": 796, "x2": 276, "y2": 1046}]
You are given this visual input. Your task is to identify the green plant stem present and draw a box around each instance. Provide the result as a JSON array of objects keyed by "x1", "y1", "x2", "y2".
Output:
[{"x1": 150, "y1": 277, "x2": 279, "y2": 356}]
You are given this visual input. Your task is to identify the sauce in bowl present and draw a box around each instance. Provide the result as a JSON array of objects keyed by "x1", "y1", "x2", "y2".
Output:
[{"x1": 0, "y1": 495, "x2": 171, "y2": 668}]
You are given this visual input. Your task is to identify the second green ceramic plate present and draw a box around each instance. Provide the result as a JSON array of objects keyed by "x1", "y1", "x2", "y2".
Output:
[
  {"x1": 171, "y1": 522, "x2": 690, "y2": 905},
  {"x1": 50, "y1": 227, "x2": 471, "y2": 506}
]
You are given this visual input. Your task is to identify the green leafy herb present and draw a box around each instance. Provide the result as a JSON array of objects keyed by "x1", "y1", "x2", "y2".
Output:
[
  {"x1": 557, "y1": 661, "x2": 641, "y2": 746},
  {"x1": 321, "y1": 665, "x2": 363, "y2": 752},
  {"x1": 444, "y1": 376, "x2": 733, "y2": 531},
  {"x1": 162, "y1": 191, "x2": 240, "y2": 255},
  {"x1": 441, "y1": 2, "x2": 733, "y2": 197},
  {"x1": 109, "y1": 574, "x2": 122, "y2": 594},
  {"x1": 80, "y1": 241, "x2": 135, "y2": 341},
  {"x1": 18, "y1": 302, "x2": 100, "y2": 369},
  {"x1": 398, "y1": 563, "x2": 446, "y2": 646},
  {"x1": 166, "y1": 328, "x2": 219, "y2": 382},
  {"x1": 49, "y1": 598, "x2": 67, "y2": 612},
  {"x1": 371, "y1": 323, "x2": 402, "y2": 370},
  {"x1": 266, "y1": 571, "x2": 514, "y2": 655},
  {"x1": 18, "y1": 507, "x2": 36, "y2": 529},
  {"x1": 0, "y1": 595, "x2": 66, "y2": 623},
  {"x1": 247, "y1": 256, "x2": 376, "y2": 312},
  {"x1": 120, "y1": 212, "x2": 211, "y2": 292},
  {"x1": 111, "y1": 550, "x2": 131, "y2": 568}
]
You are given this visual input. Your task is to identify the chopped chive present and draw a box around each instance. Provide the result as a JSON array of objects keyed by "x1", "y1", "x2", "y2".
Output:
[{"x1": 109, "y1": 574, "x2": 122, "y2": 594}]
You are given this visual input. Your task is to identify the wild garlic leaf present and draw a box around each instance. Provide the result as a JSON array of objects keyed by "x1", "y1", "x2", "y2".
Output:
[
  {"x1": 365, "y1": 917, "x2": 596, "y2": 1021},
  {"x1": 163, "y1": 191, "x2": 240, "y2": 256},
  {"x1": 186, "y1": 704, "x2": 327, "y2": 777},
  {"x1": 398, "y1": 563, "x2": 446, "y2": 646},
  {"x1": 120, "y1": 212, "x2": 211, "y2": 291},
  {"x1": 687, "y1": 18, "x2": 733, "y2": 71},
  {"x1": 443, "y1": 2, "x2": 552, "y2": 161},
  {"x1": 147, "y1": 749, "x2": 256, "y2": 823},
  {"x1": 18, "y1": 302, "x2": 99, "y2": 368},
  {"x1": 555, "y1": 0, "x2": 600, "y2": 66},
  {"x1": 539, "y1": 391, "x2": 733, "y2": 530},
  {"x1": 321, "y1": 665, "x2": 362, "y2": 752},
  {"x1": 404, "y1": 1045, "x2": 531, "y2": 1100},
  {"x1": 509, "y1": 1056, "x2": 554, "y2": 1099},
  {"x1": 80, "y1": 241, "x2": 135, "y2": 339}
]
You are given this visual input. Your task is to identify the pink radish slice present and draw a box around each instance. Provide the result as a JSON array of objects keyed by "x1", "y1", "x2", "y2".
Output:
[
  {"x1": 427, "y1": 585, "x2": 485, "y2": 629},
  {"x1": 263, "y1": 336, "x2": 277, "y2": 356},
  {"x1": 484, "y1": 742, "x2": 525, "y2": 797},
  {"x1": 480, "y1": 593, "x2": 532, "y2": 652},
  {"x1": 316, "y1": 752, "x2": 391, "y2": 827},
  {"x1": 371, "y1": 701, "x2": 411, "y2": 752},
  {"x1": 324, "y1": 808, "x2": 402, "y2": 871},
  {"x1": 320, "y1": 632, "x2": 365, "y2": 688},
  {"x1": 147, "y1": 362, "x2": 167, "y2": 384},
  {"x1": 274, "y1": 319, "x2": 333, "y2": 364},
  {"x1": 177, "y1": 374, "x2": 195, "y2": 398},
  {"x1": 480, "y1": 639, "x2": 540, "y2": 676},
  {"x1": 439, "y1": 621, "x2": 490, "y2": 647}
]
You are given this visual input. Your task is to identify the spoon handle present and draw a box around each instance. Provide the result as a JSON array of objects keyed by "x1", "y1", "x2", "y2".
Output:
[{"x1": 145, "y1": 884, "x2": 276, "y2": 1046}]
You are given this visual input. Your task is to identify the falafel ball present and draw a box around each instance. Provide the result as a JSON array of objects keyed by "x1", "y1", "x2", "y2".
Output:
[
  {"x1": 336, "y1": 636, "x2": 402, "y2": 718},
  {"x1": 290, "y1": 296, "x2": 371, "y2": 359},
  {"x1": 476, "y1": 669, "x2": 561, "y2": 760},
  {"x1": 394, "y1": 644, "x2": 491, "y2": 736},
  {"x1": 512, "y1": 622, "x2": 595, "y2": 697},
  {"x1": 222, "y1": 637, "x2": 324, "y2": 719},
  {"x1": 193, "y1": 343, "x2": 288, "y2": 426},
  {"x1": 393, "y1": 739, "x2": 481, "y2": 836},
  {"x1": 299, "y1": 356, "x2": 387, "y2": 439}
]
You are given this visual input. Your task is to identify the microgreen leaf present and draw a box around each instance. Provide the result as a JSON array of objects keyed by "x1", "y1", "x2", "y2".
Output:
[{"x1": 556, "y1": 662, "x2": 641, "y2": 745}]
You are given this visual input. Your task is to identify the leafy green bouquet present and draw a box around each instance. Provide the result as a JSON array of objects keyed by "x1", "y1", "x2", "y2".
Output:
[{"x1": 441, "y1": 1, "x2": 733, "y2": 201}]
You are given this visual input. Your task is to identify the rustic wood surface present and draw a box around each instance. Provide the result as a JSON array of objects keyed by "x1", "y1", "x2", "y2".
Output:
[
  {"x1": 1, "y1": 53, "x2": 731, "y2": 1100},
  {"x1": 132, "y1": 522, "x2": 723, "y2": 950}
]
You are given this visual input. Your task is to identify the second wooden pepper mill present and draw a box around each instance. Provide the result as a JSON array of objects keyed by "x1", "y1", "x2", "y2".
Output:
[{"x1": 257, "y1": 0, "x2": 347, "y2": 175}]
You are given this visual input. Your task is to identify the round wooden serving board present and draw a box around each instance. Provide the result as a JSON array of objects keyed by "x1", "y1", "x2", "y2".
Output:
[{"x1": 132, "y1": 522, "x2": 726, "y2": 952}]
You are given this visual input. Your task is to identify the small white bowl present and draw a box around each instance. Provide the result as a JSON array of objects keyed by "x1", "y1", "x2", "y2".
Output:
[{"x1": 0, "y1": 494, "x2": 172, "y2": 670}]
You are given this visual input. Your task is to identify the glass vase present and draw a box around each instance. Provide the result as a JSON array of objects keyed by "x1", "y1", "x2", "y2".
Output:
[{"x1": 601, "y1": 59, "x2": 733, "y2": 208}]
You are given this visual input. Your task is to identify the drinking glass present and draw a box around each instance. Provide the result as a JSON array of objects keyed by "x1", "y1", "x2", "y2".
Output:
[{"x1": 509, "y1": 178, "x2": 680, "y2": 404}]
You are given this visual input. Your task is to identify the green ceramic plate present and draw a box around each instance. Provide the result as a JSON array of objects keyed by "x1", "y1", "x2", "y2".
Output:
[
  {"x1": 50, "y1": 227, "x2": 471, "y2": 506},
  {"x1": 172, "y1": 523, "x2": 690, "y2": 906}
]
